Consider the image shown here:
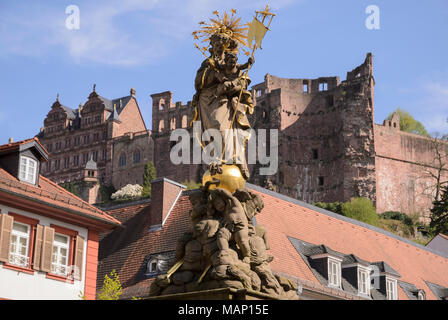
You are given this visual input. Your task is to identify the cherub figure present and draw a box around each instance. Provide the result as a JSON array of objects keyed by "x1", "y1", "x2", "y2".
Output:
[{"x1": 207, "y1": 188, "x2": 251, "y2": 264}]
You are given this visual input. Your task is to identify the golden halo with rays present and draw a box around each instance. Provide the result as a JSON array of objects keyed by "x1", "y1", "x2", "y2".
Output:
[{"x1": 192, "y1": 9, "x2": 251, "y2": 56}]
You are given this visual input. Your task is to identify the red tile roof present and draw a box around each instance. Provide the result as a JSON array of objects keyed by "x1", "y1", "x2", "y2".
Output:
[
  {"x1": 0, "y1": 167, "x2": 120, "y2": 228},
  {"x1": 0, "y1": 137, "x2": 48, "y2": 155},
  {"x1": 98, "y1": 185, "x2": 448, "y2": 300}
]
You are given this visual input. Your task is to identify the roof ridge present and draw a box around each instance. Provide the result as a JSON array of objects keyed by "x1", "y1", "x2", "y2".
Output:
[
  {"x1": 39, "y1": 175, "x2": 108, "y2": 216},
  {"x1": 247, "y1": 183, "x2": 448, "y2": 260}
]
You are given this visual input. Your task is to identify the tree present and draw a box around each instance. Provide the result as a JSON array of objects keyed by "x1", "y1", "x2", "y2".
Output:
[
  {"x1": 142, "y1": 161, "x2": 156, "y2": 197},
  {"x1": 387, "y1": 108, "x2": 429, "y2": 137},
  {"x1": 429, "y1": 185, "x2": 448, "y2": 236},
  {"x1": 97, "y1": 269, "x2": 123, "y2": 300},
  {"x1": 418, "y1": 133, "x2": 448, "y2": 205}
]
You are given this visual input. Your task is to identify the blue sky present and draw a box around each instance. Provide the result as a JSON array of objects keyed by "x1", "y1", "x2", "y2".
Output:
[{"x1": 0, "y1": 0, "x2": 447, "y2": 144}]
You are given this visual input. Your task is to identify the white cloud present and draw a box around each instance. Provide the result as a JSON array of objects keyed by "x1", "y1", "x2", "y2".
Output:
[{"x1": 0, "y1": 0, "x2": 298, "y2": 66}]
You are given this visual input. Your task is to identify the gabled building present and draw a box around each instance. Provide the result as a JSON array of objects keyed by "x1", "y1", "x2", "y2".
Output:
[
  {"x1": 0, "y1": 138, "x2": 121, "y2": 300},
  {"x1": 36, "y1": 87, "x2": 154, "y2": 203},
  {"x1": 97, "y1": 179, "x2": 448, "y2": 300}
]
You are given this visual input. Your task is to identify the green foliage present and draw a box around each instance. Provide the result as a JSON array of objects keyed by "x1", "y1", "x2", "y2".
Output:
[
  {"x1": 429, "y1": 185, "x2": 448, "y2": 236},
  {"x1": 341, "y1": 198, "x2": 379, "y2": 227},
  {"x1": 380, "y1": 211, "x2": 413, "y2": 226},
  {"x1": 60, "y1": 182, "x2": 80, "y2": 197},
  {"x1": 313, "y1": 201, "x2": 343, "y2": 215},
  {"x1": 97, "y1": 269, "x2": 123, "y2": 300},
  {"x1": 142, "y1": 161, "x2": 156, "y2": 197},
  {"x1": 99, "y1": 184, "x2": 116, "y2": 203},
  {"x1": 181, "y1": 180, "x2": 202, "y2": 190},
  {"x1": 387, "y1": 108, "x2": 429, "y2": 137}
]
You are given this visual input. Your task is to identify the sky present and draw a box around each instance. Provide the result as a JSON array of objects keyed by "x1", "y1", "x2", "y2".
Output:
[{"x1": 0, "y1": 0, "x2": 447, "y2": 144}]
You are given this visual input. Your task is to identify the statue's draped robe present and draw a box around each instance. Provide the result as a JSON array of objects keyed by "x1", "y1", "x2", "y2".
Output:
[{"x1": 194, "y1": 58, "x2": 251, "y2": 166}]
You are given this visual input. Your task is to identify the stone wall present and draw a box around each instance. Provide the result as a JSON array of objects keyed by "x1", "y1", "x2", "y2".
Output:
[
  {"x1": 110, "y1": 130, "x2": 154, "y2": 190},
  {"x1": 375, "y1": 122, "x2": 448, "y2": 217}
]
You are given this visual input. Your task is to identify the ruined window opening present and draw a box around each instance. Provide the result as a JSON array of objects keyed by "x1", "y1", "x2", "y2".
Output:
[
  {"x1": 319, "y1": 82, "x2": 328, "y2": 92},
  {"x1": 256, "y1": 90, "x2": 262, "y2": 97},
  {"x1": 170, "y1": 118, "x2": 176, "y2": 130},
  {"x1": 303, "y1": 83, "x2": 308, "y2": 94},
  {"x1": 393, "y1": 122, "x2": 397, "y2": 128},
  {"x1": 159, "y1": 119, "x2": 165, "y2": 132},
  {"x1": 318, "y1": 176, "x2": 324, "y2": 186},
  {"x1": 312, "y1": 149, "x2": 319, "y2": 160},
  {"x1": 182, "y1": 115, "x2": 188, "y2": 128}
]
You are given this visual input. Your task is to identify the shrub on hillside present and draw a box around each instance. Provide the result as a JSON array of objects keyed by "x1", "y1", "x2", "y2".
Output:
[
  {"x1": 380, "y1": 211, "x2": 413, "y2": 226},
  {"x1": 341, "y1": 197, "x2": 379, "y2": 226},
  {"x1": 313, "y1": 201, "x2": 343, "y2": 215}
]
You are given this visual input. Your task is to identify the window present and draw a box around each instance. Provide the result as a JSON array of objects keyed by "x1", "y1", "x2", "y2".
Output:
[
  {"x1": 386, "y1": 278, "x2": 398, "y2": 300},
  {"x1": 417, "y1": 290, "x2": 425, "y2": 300},
  {"x1": 318, "y1": 176, "x2": 325, "y2": 186},
  {"x1": 119, "y1": 153, "x2": 126, "y2": 167},
  {"x1": 93, "y1": 150, "x2": 98, "y2": 162},
  {"x1": 19, "y1": 156, "x2": 37, "y2": 184},
  {"x1": 47, "y1": 144, "x2": 53, "y2": 152},
  {"x1": 303, "y1": 83, "x2": 308, "y2": 94},
  {"x1": 9, "y1": 222, "x2": 31, "y2": 268},
  {"x1": 133, "y1": 150, "x2": 141, "y2": 164},
  {"x1": 55, "y1": 142, "x2": 61, "y2": 150},
  {"x1": 103, "y1": 131, "x2": 107, "y2": 140},
  {"x1": 54, "y1": 159, "x2": 60, "y2": 170},
  {"x1": 312, "y1": 149, "x2": 319, "y2": 160},
  {"x1": 328, "y1": 258, "x2": 341, "y2": 288},
  {"x1": 82, "y1": 153, "x2": 89, "y2": 164},
  {"x1": 102, "y1": 149, "x2": 107, "y2": 161},
  {"x1": 83, "y1": 135, "x2": 90, "y2": 144},
  {"x1": 74, "y1": 136, "x2": 80, "y2": 146},
  {"x1": 319, "y1": 82, "x2": 328, "y2": 91},
  {"x1": 64, "y1": 157, "x2": 70, "y2": 169},
  {"x1": 93, "y1": 133, "x2": 99, "y2": 142},
  {"x1": 73, "y1": 155, "x2": 79, "y2": 166},
  {"x1": 256, "y1": 90, "x2": 262, "y2": 97},
  {"x1": 358, "y1": 268, "x2": 370, "y2": 295},
  {"x1": 51, "y1": 233, "x2": 70, "y2": 276},
  {"x1": 65, "y1": 139, "x2": 71, "y2": 148},
  {"x1": 148, "y1": 258, "x2": 158, "y2": 274}
]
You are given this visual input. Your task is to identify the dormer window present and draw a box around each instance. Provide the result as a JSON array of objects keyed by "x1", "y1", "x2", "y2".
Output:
[
  {"x1": 328, "y1": 258, "x2": 342, "y2": 288},
  {"x1": 386, "y1": 278, "x2": 398, "y2": 300},
  {"x1": 417, "y1": 290, "x2": 425, "y2": 300},
  {"x1": 358, "y1": 267, "x2": 370, "y2": 295},
  {"x1": 19, "y1": 156, "x2": 37, "y2": 184},
  {"x1": 148, "y1": 258, "x2": 158, "y2": 274}
]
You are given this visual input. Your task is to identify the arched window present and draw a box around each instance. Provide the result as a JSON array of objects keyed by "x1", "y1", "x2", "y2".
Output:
[
  {"x1": 147, "y1": 258, "x2": 158, "y2": 274},
  {"x1": 170, "y1": 117, "x2": 176, "y2": 130},
  {"x1": 119, "y1": 153, "x2": 126, "y2": 167},
  {"x1": 133, "y1": 150, "x2": 141, "y2": 164},
  {"x1": 182, "y1": 115, "x2": 188, "y2": 128},
  {"x1": 159, "y1": 99, "x2": 165, "y2": 111}
]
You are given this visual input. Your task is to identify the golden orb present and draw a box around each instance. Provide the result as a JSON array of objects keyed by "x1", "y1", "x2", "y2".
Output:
[{"x1": 202, "y1": 164, "x2": 246, "y2": 193}]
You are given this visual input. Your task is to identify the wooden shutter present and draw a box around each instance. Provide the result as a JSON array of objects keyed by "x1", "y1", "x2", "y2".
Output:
[
  {"x1": 73, "y1": 235, "x2": 85, "y2": 281},
  {"x1": 33, "y1": 224, "x2": 44, "y2": 270},
  {"x1": 0, "y1": 214, "x2": 14, "y2": 263},
  {"x1": 40, "y1": 226, "x2": 55, "y2": 273}
]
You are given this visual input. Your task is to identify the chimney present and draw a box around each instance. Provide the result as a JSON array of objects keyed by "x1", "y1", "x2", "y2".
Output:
[
  {"x1": 130, "y1": 87, "x2": 136, "y2": 97},
  {"x1": 149, "y1": 178, "x2": 186, "y2": 231},
  {"x1": 8, "y1": 138, "x2": 13, "y2": 144}
]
